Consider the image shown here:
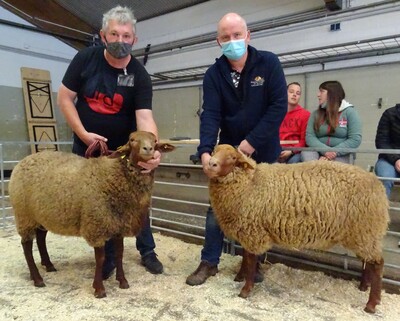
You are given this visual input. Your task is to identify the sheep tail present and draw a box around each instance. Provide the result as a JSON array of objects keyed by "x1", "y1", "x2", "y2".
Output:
[{"x1": 85, "y1": 140, "x2": 111, "y2": 158}]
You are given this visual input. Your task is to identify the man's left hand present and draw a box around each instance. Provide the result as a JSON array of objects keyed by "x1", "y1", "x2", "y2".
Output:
[
  {"x1": 238, "y1": 140, "x2": 255, "y2": 157},
  {"x1": 138, "y1": 150, "x2": 161, "y2": 173}
]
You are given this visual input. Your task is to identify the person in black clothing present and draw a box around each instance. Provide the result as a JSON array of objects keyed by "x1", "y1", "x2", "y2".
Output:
[
  {"x1": 57, "y1": 5, "x2": 163, "y2": 278},
  {"x1": 374, "y1": 104, "x2": 400, "y2": 198}
]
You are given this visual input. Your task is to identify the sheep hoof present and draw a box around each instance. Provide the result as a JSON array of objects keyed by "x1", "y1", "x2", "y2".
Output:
[
  {"x1": 46, "y1": 266, "x2": 57, "y2": 272},
  {"x1": 94, "y1": 290, "x2": 107, "y2": 298},
  {"x1": 33, "y1": 280, "x2": 46, "y2": 287},
  {"x1": 238, "y1": 290, "x2": 249, "y2": 299},
  {"x1": 364, "y1": 305, "x2": 376, "y2": 314},
  {"x1": 119, "y1": 279, "x2": 129, "y2": 289}
]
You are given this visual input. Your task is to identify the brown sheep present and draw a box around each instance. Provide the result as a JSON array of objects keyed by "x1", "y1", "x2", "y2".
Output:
[
  {"x1": 8, "y1": 131, "x2": 175, "y2": 298},
  {"x1": 206, "y1": 144, "x2": 389, "y2": 314}
]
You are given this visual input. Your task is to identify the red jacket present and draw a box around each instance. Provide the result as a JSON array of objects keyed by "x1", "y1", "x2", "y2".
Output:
[{"x1": 279, "y1": 105, "x2": 310, "y2": 152}]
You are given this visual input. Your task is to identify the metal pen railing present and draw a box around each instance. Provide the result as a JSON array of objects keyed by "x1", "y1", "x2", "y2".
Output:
[{"x1": 1, "y1": 141, "x2": 399, "y2": 288}]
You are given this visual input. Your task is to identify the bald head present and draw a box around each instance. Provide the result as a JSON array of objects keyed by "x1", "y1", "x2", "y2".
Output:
[{"x1": 217, "y1": 13, "x2": 248, "y2": 37}]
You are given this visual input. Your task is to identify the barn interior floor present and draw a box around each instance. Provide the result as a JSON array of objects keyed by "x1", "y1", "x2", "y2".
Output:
[{"x1": 1, "y1": 228, "x2": 400, "y2": 321}]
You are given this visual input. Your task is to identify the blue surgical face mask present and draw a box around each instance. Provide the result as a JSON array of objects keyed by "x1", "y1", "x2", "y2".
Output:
[{"x1": 220, "y1": 39, "x2": 247, "y2": 60}]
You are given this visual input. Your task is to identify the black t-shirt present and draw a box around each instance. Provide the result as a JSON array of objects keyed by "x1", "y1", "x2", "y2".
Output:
[{"x1": 62, "y1": 46, "x2": 152, "y2": 150}]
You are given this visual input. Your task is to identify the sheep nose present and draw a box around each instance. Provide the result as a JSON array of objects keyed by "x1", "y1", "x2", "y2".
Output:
[
  {"x1": 209, "y1": 158, "x2": 218, "y2": 168},
  {"x1": 143, "y1": 146, "x2": 154, "y2": 153}
]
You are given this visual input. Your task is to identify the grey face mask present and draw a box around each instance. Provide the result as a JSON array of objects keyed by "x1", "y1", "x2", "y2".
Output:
[{"x1": 106, "y1": 41, "x2": 132, "y2": 59}]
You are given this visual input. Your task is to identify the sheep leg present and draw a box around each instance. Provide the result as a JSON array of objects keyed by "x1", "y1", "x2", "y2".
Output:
[
  {"x1": 113, "y1": 236, "x2": 129, "y2": 289},
  {"x1": 234, "y1": 254, "x2": 246, "y2": 282},
  {"x1": 364, "y1": 259, "x2": 384, "y2": 314},
  {"x1": 93, "y1": 246, "x2": 106, "y2": 298},
  {"x1": 359, "y1": 261, "x2": 372, "y2": 291},
  {"x1": 21, "y1": 239, "x2": 45, "y2": 287},
  {"x1": 239, "y1": 249, "x2": 257, "y2": 298},
  {"x1": 36, "y1": 228, "x2": 56, "y2": 272}
]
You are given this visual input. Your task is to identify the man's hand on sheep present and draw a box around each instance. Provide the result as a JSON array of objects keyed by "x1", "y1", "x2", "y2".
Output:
[
  {"x1": 138, "y1": 150, "x2": 161, "y2": 173},
  {"x1": 81, "y1": 131, "x2": 108, "y2": 147},
  {"x1": 201, "y1": 153, "x2": 214, "y2": 178},
  {"x1": 237, "y1": 139, "x2": 255, "y2": 157}
]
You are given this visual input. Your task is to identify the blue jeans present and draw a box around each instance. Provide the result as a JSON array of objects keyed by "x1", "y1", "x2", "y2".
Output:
[
  {"x1": 375, "y1": 158, "x2": 399, "y2": 198},
  {"x1": 201, "y1": 207, "x2": 224, "y2": 265},
  {"x1": 287, "y1": 153, "x2": 301, "y2": 164},
  {"x1": 72, "y1": 142, "x2": 156, "y2": 261}
]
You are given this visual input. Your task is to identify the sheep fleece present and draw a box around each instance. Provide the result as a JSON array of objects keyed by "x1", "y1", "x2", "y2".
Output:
[
  {"x1": 209, "y1": 160, "x2": 389, "y2": 261},
  {"x1": 9, "y1": 151, "x2": 153, "y2": 247}
]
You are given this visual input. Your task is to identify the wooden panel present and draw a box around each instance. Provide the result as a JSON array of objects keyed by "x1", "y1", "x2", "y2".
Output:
[
  {"x1": 32, "y1": 125, "x2": 58, "y2": 153},
  {"x1": 21, "y1": 67, "x2": 59, "y2": 153},
  {"x1": 0, "y1": 0, "x2": 95, "y2": 50}
]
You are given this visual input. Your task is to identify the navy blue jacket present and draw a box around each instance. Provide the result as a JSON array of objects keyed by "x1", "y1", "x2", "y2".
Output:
[
  {"x1": 198, "y1": 45, "x2": 287, "y2": 164},
  {"x1": 375, "y1": 104, "x2": 400, "y2": 165}
]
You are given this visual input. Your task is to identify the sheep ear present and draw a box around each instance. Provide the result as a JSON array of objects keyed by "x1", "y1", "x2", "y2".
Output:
[
  {"x1": 108, "y1": 143, "x2": 131, "y2": 158},
  {"x1": 156, "y1": 143, "x2": 176, "y2": 153},
  {"x1": 236, "y1": 150, "x2": 255, "y2": 170}
]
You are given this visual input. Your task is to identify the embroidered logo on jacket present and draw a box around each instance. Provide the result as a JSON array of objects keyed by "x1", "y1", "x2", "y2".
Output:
[
  {"x1": 338, "y1": 118, "x2": 348, "y2": 127},
  {"x1": 251, "y1": 76, "x2": 265, "y2": 87}
]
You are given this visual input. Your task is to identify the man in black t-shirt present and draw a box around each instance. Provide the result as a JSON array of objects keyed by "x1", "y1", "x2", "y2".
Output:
[{"x1": 57, "y1": 5, "x2": 163, "y2": 278}]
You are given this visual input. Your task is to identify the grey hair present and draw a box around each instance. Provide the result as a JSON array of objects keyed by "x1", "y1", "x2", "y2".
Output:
[{"x1": 102, "y1": 6, "x2": 137, "y2": 33}]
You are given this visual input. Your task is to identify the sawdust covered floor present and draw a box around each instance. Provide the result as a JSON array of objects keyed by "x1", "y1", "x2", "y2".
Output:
[{"x1": 1, "y1": 228, "x2": 400, "y2": 321}]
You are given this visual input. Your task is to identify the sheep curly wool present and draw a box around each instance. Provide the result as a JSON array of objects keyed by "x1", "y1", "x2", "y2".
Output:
[
  {"x1": 207, "y1": 144, "x2": 389, "y2": 313},
  {"x1": 9, "y1": 131, "x2": 175, "y2": 298}
]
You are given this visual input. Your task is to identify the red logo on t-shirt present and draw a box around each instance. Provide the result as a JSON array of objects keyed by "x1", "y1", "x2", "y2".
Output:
[{"x1": 85, "y1": 91, "x2": 123, "y2": 114}]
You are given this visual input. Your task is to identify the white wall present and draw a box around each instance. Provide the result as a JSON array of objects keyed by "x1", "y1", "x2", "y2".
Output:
[
  {"x1": 0, "y1": 7, "x2": 77, "y2": 89},
  {"x1": 135, "y1": 0, "x2": 323, "y2": 49},
  {"x1": 133, "y1": 0, "x2": 400, "y2": 76}
]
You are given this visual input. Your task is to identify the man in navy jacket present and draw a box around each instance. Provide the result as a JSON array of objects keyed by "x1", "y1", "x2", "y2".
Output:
[{"x1": 186, "y1": 12, "x2": 287, "y2": 286}]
